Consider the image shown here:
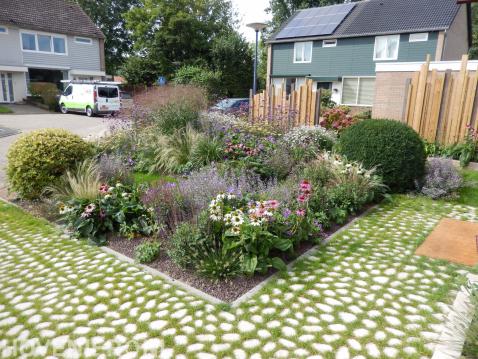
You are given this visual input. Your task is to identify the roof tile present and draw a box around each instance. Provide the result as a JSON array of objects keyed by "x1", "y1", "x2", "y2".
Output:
[{"x1": 0, "y1": 0, "x2": 104, "y2": 39}]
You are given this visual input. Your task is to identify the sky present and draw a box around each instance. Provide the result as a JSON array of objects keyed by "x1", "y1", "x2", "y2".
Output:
[{"x1": 232, "y1": 0, "x2": 272, "y2": 42}]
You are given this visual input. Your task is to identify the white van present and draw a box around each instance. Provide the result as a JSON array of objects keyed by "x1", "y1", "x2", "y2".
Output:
[{"x1": 59, "y1": 81, "x2": 121, "y2": 117}]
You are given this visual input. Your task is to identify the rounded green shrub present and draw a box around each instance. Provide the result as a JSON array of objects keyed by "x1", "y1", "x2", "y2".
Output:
[
  {"x1": 337, "y1": 119, "x2": 425, "y2": 192},
  {"x1": 7, "y1": 129, "x2": 93, "y2": 199}
]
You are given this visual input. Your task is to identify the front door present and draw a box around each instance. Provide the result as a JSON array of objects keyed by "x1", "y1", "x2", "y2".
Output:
[{"x1": 0, "y1": 73, "x2": 14, "y2": 103}]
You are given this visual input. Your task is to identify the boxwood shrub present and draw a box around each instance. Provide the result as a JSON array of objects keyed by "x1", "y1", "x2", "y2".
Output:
[
  {"x1": 337, "y1": 119, "x2": 425, "y2": 192},
  {"x1": 7, "y1": 129, "x2": 93, "y2": 199}
]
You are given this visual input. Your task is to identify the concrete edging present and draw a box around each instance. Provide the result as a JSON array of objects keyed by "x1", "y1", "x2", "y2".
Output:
[
  {"x1": 432, "y1": 273, "x2": 478, "y2": 359},
  {"x1": 100, "y1": 246, "x2": 225, "y2": 305}
]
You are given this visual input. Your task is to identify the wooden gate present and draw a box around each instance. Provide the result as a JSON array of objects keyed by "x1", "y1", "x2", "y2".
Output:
[
  {"x1": 404, "y1": 55, "x2": 478, "y2": 145},
  {"x1": 249, "y1": 79, "x2": 322, "y2": 129}
]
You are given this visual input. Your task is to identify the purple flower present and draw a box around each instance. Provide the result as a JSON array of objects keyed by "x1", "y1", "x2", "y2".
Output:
[{"x1": 282, "y1": 208, "x2": 292, "y2": 218}]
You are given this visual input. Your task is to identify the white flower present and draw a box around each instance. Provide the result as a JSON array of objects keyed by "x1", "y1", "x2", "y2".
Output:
[
  {"x1": 227, "y1": 194, "x2": 236, "y2": 200},
  {"x1": 104, "y1": 194, "x2": 112, "y2": 200},
  {"x1": 230, "y1": 226, "x2": 241, "y2": 235}
]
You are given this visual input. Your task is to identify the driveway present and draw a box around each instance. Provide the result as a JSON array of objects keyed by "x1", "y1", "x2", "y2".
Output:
[{"x1": 0, "y1": 104, "x2": 110, "y2": 193}]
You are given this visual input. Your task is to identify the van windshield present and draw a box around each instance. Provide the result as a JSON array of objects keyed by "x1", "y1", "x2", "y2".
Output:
[{"x1": 97, "y1": 87, "x2": 119, "y2": 98}]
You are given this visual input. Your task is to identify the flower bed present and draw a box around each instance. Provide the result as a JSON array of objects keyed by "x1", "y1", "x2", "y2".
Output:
[{"x1": 6, "y1": 93, "x2": 389, "y2": 295}]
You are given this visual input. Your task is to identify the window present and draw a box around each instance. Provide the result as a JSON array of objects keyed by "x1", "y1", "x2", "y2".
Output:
[
  {"x1": 373, "y1": 35, "x2": 400, "y2": 61},
  {"x1": 21, "y1": 33, "x2": 36, "y2": 51},
  {"x1": 53, "y1": 37, "x2": 66, "y2": 54},
  {"x1": 409, "y1": 32, "x2": 428, "y2": 42},
  {"x1": 0, "y1": 26, "x2": 7, "y2": 34},
  {"x1": 294, "y1": 41, "x2": 313, "y2": 63},
  {"x1": 323, "y1": 39, "x2": 337, "y2": 48},
  {"x1": 341, "y1": 77, "x2": 375, "y2": 106},
  {"x1": 98, "y1": 87, "x2": 119, "y2": 98},
  {"x1": 75, "y1": 37, "x2": 92, "y2": 44},
  {"x1": 21, "y1": 31, "x2": 67, "y2": 54},
  {"x1": 63, "y1": 86, "x2": 72, "y2": 96},
  {"x1": 38, "y1": 35, "x2": 52, "y2": 52}
]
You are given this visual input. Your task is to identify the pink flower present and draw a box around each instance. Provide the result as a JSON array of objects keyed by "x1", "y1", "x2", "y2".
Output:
[
  {"x1": 297, "y1": 194, "x2": 308, "y2": 203},
  {"x1": 265, "y1": 200, "x2": 279, "y2": 209},
  {"x1": 299, "y1": 180, "x2": 311, "y2": 193},
  {"x1": 99, "y1": 184, "x2": 109, "y2": 194},
  {"x1": 296, "y1": 209, "x2": 306, "y2": 217}
]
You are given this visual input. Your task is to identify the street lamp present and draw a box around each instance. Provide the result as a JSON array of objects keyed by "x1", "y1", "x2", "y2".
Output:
[{"x1": 247, "y1": 22, "x2": 268, "y2": 95}]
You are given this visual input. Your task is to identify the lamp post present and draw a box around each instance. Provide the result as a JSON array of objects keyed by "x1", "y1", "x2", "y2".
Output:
[{"x1": 247, "y1": 22, "x2": 267, "y2": 95}]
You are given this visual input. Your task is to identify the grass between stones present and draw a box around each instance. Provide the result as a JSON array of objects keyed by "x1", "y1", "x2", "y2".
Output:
[{"x1": 0, "y1": 196, "x2": 477, "y2": 358}]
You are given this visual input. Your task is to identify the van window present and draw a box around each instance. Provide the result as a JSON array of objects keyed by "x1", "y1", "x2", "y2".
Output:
[
  {"x1": 63, "y1": 86, "x2": 72, "y2": 96},
  {"x1": 98, "y1": 87, "x2": 119, "y2": 98}
]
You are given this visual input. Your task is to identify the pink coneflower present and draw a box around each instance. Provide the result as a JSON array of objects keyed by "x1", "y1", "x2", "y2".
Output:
[
  {"x1": 297, "y1": 194, "x2": 308, "y2": 203},
  {"x1": 296, "y1": 209, "x2": 306, "y2": 217},
  {"x1": 265, "y1": 200, "x2": 279, "y2": 209},
  {"x1": 99, "y1": 184, "x2": 109, "y2": 194},
  {"x1": 299, "y1": 180, "x2": 311, "y2": 193}
]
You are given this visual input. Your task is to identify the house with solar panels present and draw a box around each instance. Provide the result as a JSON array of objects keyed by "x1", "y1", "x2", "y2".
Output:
[{"x1": 266, "y1": 0, "x2": 472, "y2": 108}]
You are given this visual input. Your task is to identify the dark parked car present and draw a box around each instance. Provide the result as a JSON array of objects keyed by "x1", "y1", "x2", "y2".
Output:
[{"x1": 210, "y1": 98, "x2": 249, "y2": 114}]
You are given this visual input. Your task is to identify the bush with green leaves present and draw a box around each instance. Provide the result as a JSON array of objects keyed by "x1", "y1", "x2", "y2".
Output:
[
  {"x1": 7, "y1": 129, "x2": 94, "y2": 199},
  {"x1": 134, "y1": 241, "x2": 161, "y2": 263},
  {"x1": 173, "y1": 65, "x2": 224, "y2": 101},
  {"x1": 337, "y1": 119, "x2": 426, "y2": 192},
  {"x1": 59, "y1": 183, "x2": 157, "y2": 245}
]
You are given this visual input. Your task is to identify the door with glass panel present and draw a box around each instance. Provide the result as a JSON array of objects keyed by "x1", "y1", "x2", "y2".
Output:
[{"x1": 0, "y1": 73, "x2": 14, "y2": 103}]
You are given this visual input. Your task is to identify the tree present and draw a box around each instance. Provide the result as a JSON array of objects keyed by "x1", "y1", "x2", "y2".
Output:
[
  {"x1": 75, "y1": 0, "x2": 139, "y2": 75},
  {"x1": 267, "y1": 0, "x2": 357, "y2": 32},
  {"x1": 211, "y1": 32, "x2": 253, "y2": 97},
  {"x1": 469, "y1": 3, "x2": 478, "y2": 59},
  {"x1": 124, "y1": 0, "x2": 236, "y2": 79}
]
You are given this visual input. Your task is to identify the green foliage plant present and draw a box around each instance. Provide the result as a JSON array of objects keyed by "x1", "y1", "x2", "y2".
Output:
[
  {"x1": 59, "y1": 183, "x2": 157, "y2": 245},
  {"x1": 337, "y1": 119, "x2": 426, "y2": 192},
  {"x1": 7, "y1": 129, "x2": 93, "y2": 199},
  {"x1": 134, "y1": 241, "x2": 161, "y2": 263}
]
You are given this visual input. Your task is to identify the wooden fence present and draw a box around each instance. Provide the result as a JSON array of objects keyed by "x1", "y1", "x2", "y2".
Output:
[
  {"x1": 405, "y1": 54, "x2": 478, "y2": 145},
  {"x1": 249, "y1": 79, "x2": 322, "y2": 129}
]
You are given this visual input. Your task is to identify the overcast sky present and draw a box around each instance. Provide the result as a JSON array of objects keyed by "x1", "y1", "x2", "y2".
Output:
[{"x1": 232, "y1": 0, "x2": 271, "y2": 42}]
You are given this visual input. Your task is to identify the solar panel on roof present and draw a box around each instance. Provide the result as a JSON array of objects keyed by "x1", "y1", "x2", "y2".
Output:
[{"x1": 275, "y1": 2, "x2": 356, "y2": 40}]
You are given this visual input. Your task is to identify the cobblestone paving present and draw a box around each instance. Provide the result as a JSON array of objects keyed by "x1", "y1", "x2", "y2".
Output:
[{"x1": 0, "y1": 196, "x2": 475, "y2": 359}]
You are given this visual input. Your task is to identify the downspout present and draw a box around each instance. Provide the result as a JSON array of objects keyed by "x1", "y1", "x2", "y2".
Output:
[{"x1": 442, "y1": 29, "x2": 448, "y2": 61}]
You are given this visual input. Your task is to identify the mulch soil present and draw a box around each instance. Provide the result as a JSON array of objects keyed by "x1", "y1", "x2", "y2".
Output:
[{"x1": 108, "y1": 207, "x2": 370, "y2": 303}]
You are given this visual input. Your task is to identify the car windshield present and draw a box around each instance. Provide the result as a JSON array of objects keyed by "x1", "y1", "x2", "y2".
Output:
[
  {"x1": 213, "y1": 99, "x2": 237, "y2": 109},
  {"x1": 98, "y1": 87, "x2": 119, "y2": 98}
]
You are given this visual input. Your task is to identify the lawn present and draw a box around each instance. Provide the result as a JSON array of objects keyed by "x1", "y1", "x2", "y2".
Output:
[
  {"x1": 0, "y1": 105, "x2": 13, "y2": 114},
  {"x1": 456, "y1": 169, "x2": 478, "y2": 207},
  {"x1": 0, "y1": 195, "x2": 475, "y2": 358}
]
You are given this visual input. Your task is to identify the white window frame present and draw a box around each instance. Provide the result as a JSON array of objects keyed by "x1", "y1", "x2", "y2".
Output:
[
  {"x1": 293, "y1": 41, "x2": 313, "y2": 63},
  {"x1": 341, "y1": 76, "x2": 376, "y2": 107},
  {"x1": 20, "y1": 30, "x2": 68, "y2": 56},
  {"x1": 322, "y1": 39, "x2": 337, "y2": 48},
  {"x1": 75, "y1": 37, "x2": 92, "y2": 45},
  {"x1": 373, "y1": 34, "x2": 400, "y2": 61},
  {"x1": 409, "y1": 32, "x2": 428, "y2": 42},
  {"x1": 0, "y1": 26, "x2": 8, "y2": 34}
]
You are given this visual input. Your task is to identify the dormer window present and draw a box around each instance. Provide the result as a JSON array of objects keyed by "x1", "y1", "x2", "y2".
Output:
[{"x1": 294, "y1": 41, "x2": 313, "y2": 63}]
